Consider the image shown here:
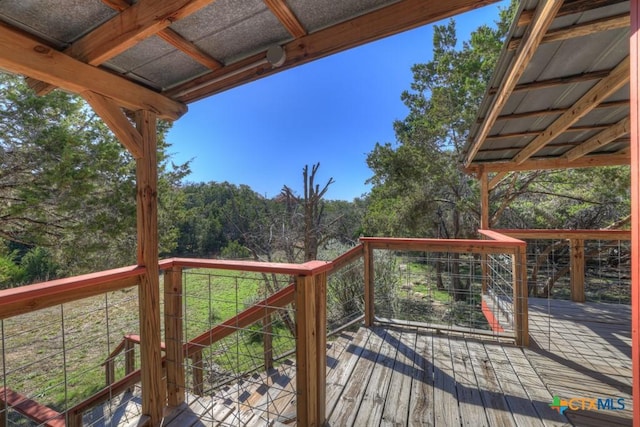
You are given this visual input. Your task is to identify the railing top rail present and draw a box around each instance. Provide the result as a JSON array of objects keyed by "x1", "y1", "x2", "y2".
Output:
[
  {"x1": 0, "y1": 265, "x2": 144, "y2": 320},
  {"x1": 478, "y1": 229, "x2": 527, "y2": 245},
  {"x1": 359, "y1": 235, "x2": 525, "y2": 254},
  {"x1": 492, "y1": 228, "x2": 631, "y2": 241},
  {"x1": 330, "y1": 244, "x2": 364, "y2": 271},
  {"x1": 160, "y1": 257, "x2": 333, "y2": 276}
]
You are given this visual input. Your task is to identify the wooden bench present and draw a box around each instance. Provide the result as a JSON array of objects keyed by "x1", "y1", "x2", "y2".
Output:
[{"x1": 0, "y1": 386, "x2": 66, "y2": 427}]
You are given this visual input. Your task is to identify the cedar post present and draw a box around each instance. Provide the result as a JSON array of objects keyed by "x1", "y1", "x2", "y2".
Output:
[
  {"x1": 135, "y1": 110, "x2": 165, "y2": 424},
  {"x1": 363, "y1": 242, "x2": 374, "y2": 327},
  {"x1": 315, "y1": 271, "x2": 327, "y2": 423},
  {"x1": 295, "y1": 274, "x2": 318, "y2": 426},
  {"x1": 191, "y1": 351, "x2": 204, "y2": 396},
  {"x1": 513, "y1": 246, "x2": 529, "y2": 347},
  {"x1": 164, "y1": 266, "x2": 185, "y2": 407},
  {"x1": 630, "y1": 1, "x2": 640, "y2": 424},
  {"x1": 480, "y1": 169, "x2": 490, "y2": 294},
  {"x1": 569, "y1": 239, "x2": 586, "y2": 302},
  {"x1": 124, "y1": 338, "x2": 135, "y2": 375}
]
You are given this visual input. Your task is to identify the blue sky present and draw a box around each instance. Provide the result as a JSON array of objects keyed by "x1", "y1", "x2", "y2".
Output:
[{"x1": 166, "y1": 2, "x2": 507, "y2": 201}]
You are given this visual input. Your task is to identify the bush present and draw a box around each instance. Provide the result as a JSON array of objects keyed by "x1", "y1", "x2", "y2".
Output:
[{"x1": 220, "y1": 240, "x2": 251, "y2": 259}]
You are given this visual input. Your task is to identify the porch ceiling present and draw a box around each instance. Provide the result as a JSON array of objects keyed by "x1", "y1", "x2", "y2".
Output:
[
  {"x1": 463, "y1": 0, "x2": 631, "y2": 177},
  {"x1": 0, "y1": 0, "x2": 497, "y2": 121}
]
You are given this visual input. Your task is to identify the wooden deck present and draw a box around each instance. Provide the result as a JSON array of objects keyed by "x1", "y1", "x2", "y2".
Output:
[{"x1": 159, "y1": 299, "x2": 631, "y2": 426}]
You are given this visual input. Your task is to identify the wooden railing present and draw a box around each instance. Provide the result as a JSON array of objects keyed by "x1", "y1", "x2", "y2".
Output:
[
  {"x1": 158, "y1": 257, "x2": 331, "y2": 426},
  {"x1": 0, "y1": 233, "x2": 530, "y2": 426},
  {"x1": 359, "y1": 232, "x2": 528, "y2": 346},
  {"x1": 494, "y1": 229, "x2": 631, "y2": 302}
]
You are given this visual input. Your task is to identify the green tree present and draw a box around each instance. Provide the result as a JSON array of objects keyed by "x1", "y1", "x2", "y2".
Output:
[{"x1": 0, "y1": 72, "x2": 190, "y2": 275}]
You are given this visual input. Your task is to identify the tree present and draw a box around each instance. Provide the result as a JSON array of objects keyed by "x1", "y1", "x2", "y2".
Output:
[{"x1": 0, "y1": 72, "x2": 190, "y2": 277}]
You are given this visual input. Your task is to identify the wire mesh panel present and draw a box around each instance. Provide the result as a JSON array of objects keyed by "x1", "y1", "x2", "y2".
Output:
[
  {"x1": 326, "y1": 258, "x2": 365, "y2": 333},
  {"x1": 0, "y1": 286, "x2": 141, "y2": 427},
  {"x1": 525, "y1": 238, "x2": 631, "y2": 303},
  {"x1": 371, "y1": 249, "x2": 514, "y2": 339},
  {"x1": 180, "y1": 269, "x2": 297, "y2": 425}
]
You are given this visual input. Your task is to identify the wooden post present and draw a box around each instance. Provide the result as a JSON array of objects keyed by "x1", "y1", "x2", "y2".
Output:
[
  {"x1": 363, "y1": 242, "x2": 374, "y2": 327},
  {"x1": 164, "y1": 267, "x2": 185, "y2": 407},
  {"x1": 263, "y1": 314, "x2": 274, "y2": 371},
  {"x1": 135, "y1": 110, "x2": 165, "y2": 424},
  {"x1": 630, "y1": 1, "x2": 640, "y2": 424},
  {"x1": 191, "y1": 351, "x2": 204, "y2": 396},
  {"x1": 315, "y1": 271, "x2": 327, "y2": 424},
  {"x1": 124, "y1": 338, "x2": 135, "y2": 375},
  {"x1": 513, "y1": 246, "x2": 529, "y2": 347},
  {"x1": 105, "y1": 359, "x2": 115, "y2": 386},
  {"x1": 480, "y1": 169, "x2": 490, "y2": 294},
  {"x1": 295, "y1": 274, "x2": 318, "y2": 426},
  {"x1": 569, "y1": 239, "x2": 586, "y2": 302}
]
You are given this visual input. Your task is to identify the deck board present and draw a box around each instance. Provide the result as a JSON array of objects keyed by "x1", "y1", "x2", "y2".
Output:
[{"x1": 158, "y1": 298, "x2": 630, "y2": 427}]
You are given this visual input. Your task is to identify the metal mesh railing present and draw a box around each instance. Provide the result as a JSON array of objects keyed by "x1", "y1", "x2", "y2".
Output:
[
  {"x1": 0, "y1": 286, "x2": 142, "y2": 427},
  {"x1": 178, "y1": 268, "x2": 297, "y2": 426}
]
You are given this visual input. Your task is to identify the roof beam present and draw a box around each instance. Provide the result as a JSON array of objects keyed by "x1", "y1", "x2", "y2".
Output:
[
  {"x1": 28, "y1": 0, "x2": 218, "y2": 95},
  {"x1": 565, "y1": 116, "x2": 630, "y2": 161},
  {"x1": 518, "y1": 0, "x2": 628, "y2": 26},
  {"x1": 464, "y1": 0, "x2": 562, "y2": 168},
  {"x1": 486, "y1": 125, "x2": 611, "y2": 141},
  {"x1": 264, "y1": 0, "x2": 306, "y2": 38},
  {"x1": 493, "y1": 99, "x2": 627, "y2": 122},
  {"x1": 487, "y1": 69, "x2": 611, "y2": 96},
  {"x1": 509, "y1": 13, "x2": 630, "y2": 50},
  {"x1": 168, "y1": 0, "x2": 501, "y2": 103},
  {"x1": 511, "y1": 56, "x2": 630, "y2": 164},
  {"x1": 0, "y1": 22, "x2": 186, "y2": 120},
  {"x1": 103, "y1": 0, "x2": 224, "y2": 70},
  {"x1": 471, "y1": 152, "x2": 630, "y2": 174}
]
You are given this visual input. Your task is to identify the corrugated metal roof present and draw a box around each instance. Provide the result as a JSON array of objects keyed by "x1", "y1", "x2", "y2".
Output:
[
  {"x1": 464, "y1": 0, "x2": 630, "y2": 172},
  {"x1": 0, "y1": 0, "x2": 500, "y2": 117}
]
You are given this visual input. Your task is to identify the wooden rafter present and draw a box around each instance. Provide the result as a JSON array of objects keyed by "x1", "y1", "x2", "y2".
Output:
[
  {"x1": 486, "y1": 125, "x2": 611, "y2": 141},
  {"x1": 511, "y1": 56, "x2": 630, "y2": 165},
  {"x1": 0, "y1": 22, "x2": 186, "y2": 120},
  {"x1": 104, "y1": 0, "x2": 223, "y2": 71},
  {"x1": 518, "y1": 0, "x2": 628, "y2": 26},
  {"x1": 264, "y1": 0, "x2": 306, "y2": 38},
  {"x1": 469, "y1": 152, "x2": 630, "y2": 175},
  {"x1": 493, "y1": 99, "x2": 628, "y2": 122},
  {"x1": 509, "y1": 13, "x2": 630, "y2": 50},
  {"x1": 565, "y1": 116, "x2": 630, "y2": 161},
  {"x1": 487, "y1": 69, "x2": 612, "y2": 96},
  {"x1": 28, "y1": 0, "x2": 219, "y2": 95},
  {"x1": 464, "y1": 0, "x2": 563, "y2": 168},
  {"x1": 168, "y1": 0, "x2": 500, "y2": 103}
]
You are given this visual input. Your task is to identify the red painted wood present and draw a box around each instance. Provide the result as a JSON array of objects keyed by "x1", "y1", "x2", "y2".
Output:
[
  {"x1": 630, "y1": 1, "x2": 640, "y2": 425},
  {"x1": 481, "y1": 300, "x2": 505, "y2": 333},
  {"x1": 162, "y1": 258, "x2": 333, "y2": 276},
  {"x1": 0, "y1": 387, "x2": 65, "y2": 427},
  {"x1": 184, "y1": 283, "x2": 295, "y2": 356}
]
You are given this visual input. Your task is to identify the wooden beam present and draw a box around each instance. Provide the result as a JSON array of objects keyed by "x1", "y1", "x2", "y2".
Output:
[
  {"x1": 168, "y1": 0, "x2": 501, "y2": 102},
  {"x1": 565, "y1": 116, "x2": 630, "y2": 161},
  {"x1": 486, "y1": 125, "x2": 611, "y2": 141},
  {"x1": 630, "y1": 1, "x2": 640, "y2": 424},
  {"x1": 493, "y1": 99, "x2": 627, "y2": 122},
  {"x1": 488, "y1": 171, "x2": 509, "y2": 190},
  {"x1": 464, "y1": 0, "x2": 563, "y2": 168},
  {"x1": 469, "y1": 152, "x2": 630, "y2": 174},
  {"x1": 509, "y1": 13, "x2": 630, "y2": 50},
  {"x1": 100, "y1": 0, "x2": 224, "y2": 70},
  {"x1": 164, "y1": 266, "x2": 185, "y2": 407},
  {"x1": 518, "y1": 0, "x2": 628, "y2": 26},
  {"x1": 135, "y1": 110, "x2": 164, "y2": 425},
  {"x1": 157, "y1": 28, "x2": 224, "y2": 70},
  {"x1": 82, "y1": 91, "x2": 144, "y2": 159},
  {"x1": 512, "y1": 56, "x2": 630, "y2": 165},
  {"x1": 488, "y1": 69, "x2": 612, "y2": 96},
  {"x1": 264, "y1": 0, "x2": 307, "y2": 38},
  {"x1": 28, "y1": 0, "x2": 219, "y2": 95},
  {"x1": 0, "y1": 22, "x2": 186, "y2": 120},
  {"x1": 480, "y1": 169, "x2": 490, "y2": 229}
]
